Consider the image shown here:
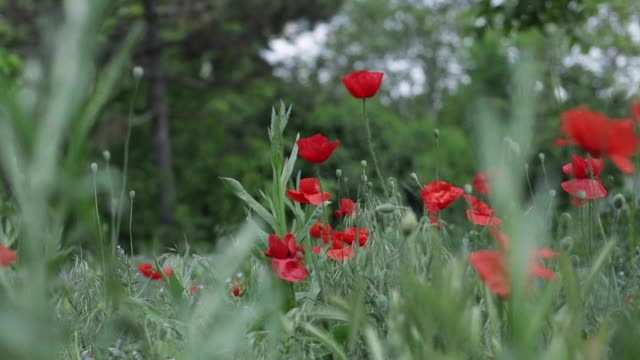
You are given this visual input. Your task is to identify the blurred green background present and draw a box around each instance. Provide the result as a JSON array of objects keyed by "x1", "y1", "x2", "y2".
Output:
[{"x1": 1, "y1": 0, "x2": 638, "y2": 247}]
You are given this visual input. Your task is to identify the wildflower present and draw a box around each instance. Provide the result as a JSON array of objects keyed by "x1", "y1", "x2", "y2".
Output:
[
  {"x1": 421, "y1": 180, "x2": 464, "y2": 214},
  {"x1": 341, "y1": 70, "x2": 384, "y2": 99},
  {"x1": 472, "y1": 172, "x2": 492, "y2": 194},
  {"x1": 138, "y1": 263, "x2": 173, "y2": 280},
  {"x1": 464, "y1": 195, "x2": 502, "y2": 226},
  {"x1": 327, "y1": 246, "x2": 356, "y2": 261},
  {"x1": 469, "y1": 230, "x2": 557, "y2": 299},
  {"x1": 343, "y1": 227, "x2": 370, "y2": 247},
  {"x1": 297, "y1": 134, "x2": 340, "y2": 164},
  {"x1": 232, "y1": 288, "x2": 242, "y2": 297},
  {"x1": 561, "y1": 155, "x2": 604, "y2": 178},
  {"x1": 312, "y1": 246, "x2": 322, "y2": 255},
  {"x1": 556, "y1": 107, "x2": 639, "y2": 174},
  {"x1": 264, "y1": 233, "x2": 308, "y2": 282},
  {"x1": 334, "y1": 198, "x2": 357, "y2": 217},
  {"x1": 0, "y1": 245, "x2": 16, "y2": 267},
  {"x1": 310, "y1": 221, "x2": 332, "y2": 238},
  {"x1": 287, "y1": 178, "x2": 330, "y2": 206},
  {"x1": 190, "y1": 285, "x2": 200, "y2": 296}
]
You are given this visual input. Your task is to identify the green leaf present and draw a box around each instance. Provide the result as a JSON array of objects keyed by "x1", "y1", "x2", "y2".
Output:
[
  {"x1": 581, "y1": 239, "x2": 616, "y2": 299},
  {"x1": 221, "y1": 177, "x2": 277, "y2": 232},
  {"x1": 280, "y1": 133, "x2": 299, "y2": 190},
  {"x1": 301, "y1": 322, "x2": 348, "y2": 360}
]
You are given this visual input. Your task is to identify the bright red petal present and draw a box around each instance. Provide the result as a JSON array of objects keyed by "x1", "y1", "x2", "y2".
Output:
[
  {"x1": 327, "y1": 246, "x2": 356, "y2": 261},
  {"x1": 0, "y1": 245, "x2": 16, "y2": 267},
  {"x1": 534, "y1": 248, "x2": 558, "y2": 259},
  {"x1": 287, "y1": 190, "x2": 310, "y2": 204},
  {"x1": 561, "y1": 179, "x2": 607, "y2": 199},
  {"x1": 469, "y1": 250, "x2": 510, "y2": 298},
  {"x1": 529, "y1": 263, "x2": 555, "y2": 280},
  {"x1": 271, "y1": 258, "x2": 308, "y2": 282}
]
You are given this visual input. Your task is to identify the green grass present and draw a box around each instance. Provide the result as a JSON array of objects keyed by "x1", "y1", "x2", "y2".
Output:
[{"x1": 1, "y1": 3, "x2": 640, "y2": 359}]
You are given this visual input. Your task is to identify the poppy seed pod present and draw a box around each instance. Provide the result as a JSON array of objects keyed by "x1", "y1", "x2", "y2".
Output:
[
  {"x1": 538, "y1": 153, "x2": 545, "y2": 162},
  {"x1": 577, "y1": 190, "x2": 587, "y2": 200},
  {"x1": 560, "y1": 236, "x2": 573, "y2": 251},
  {"x1": 401, "y1": 210, "x2": 418, "y2": 234},
  {"x1": 433, "y1": 128, "x2": 440, "y2": 139},
  {"x1": 102, "y1": 150, "x2": 110, "y2": 161},
  {"x1": 129, "y1": 190, "x2": 136, "y2": 199},
  {"x1": 336, "y1": 169, "x2": 342, "y2": 178},
  {"x1": 361, "y1": 160, "x2": 367, "y2": 168},
  {"x1": 464, "y1": 184, "x2": 473, "y2": 194},
  {"x1": 613, "y1": 194, "x2": 625, "y2": 209},
  {"x1": 90, "y1": 162, "x2": 98, "y2": 173},
  {"x1": 132, "y1": 66, "x2": 144, "y2": 80},
  {"x1": 410, "y1": 172, "x2": 419, "y2": 183}
]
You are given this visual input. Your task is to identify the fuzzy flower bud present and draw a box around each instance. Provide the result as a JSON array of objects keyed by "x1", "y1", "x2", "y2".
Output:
[
  {"x1": 132, "y1": 66, "x2": 144, "y2": 80},
  {"x1": 336, "y1": 169, "x2": 342, "y2": 178},
  {"x1": 433, "y1": 128, "x2": 440, "y2": 139},
  {"x1": 90, "y1": 162, "x2": 98, "y2": 173},
  {"x1": 375, "y1": 203, "x2": 397, "y2": 214},
  {"x1": 538, "y1": 152, "x2": 545, "y2": 162},
  {"x1": 129, "y1": 190, "x2": 136, "y2": 199},
  {"x1": 360, "y1": 160, "x2": 367, "y2": 168},
  {"x1": 102, "y1": 150, "x2": 110, "y2": 161},
  {"x1": 401, "y1": 210, "x2": 418, "y2": 234},
  {"x1": 410, "y1": 172, "x2": 419, "y2": 183}
]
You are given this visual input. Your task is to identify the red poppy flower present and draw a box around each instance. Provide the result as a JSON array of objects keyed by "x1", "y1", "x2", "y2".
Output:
[
  {"x1": 310, "y1": 221, "x2": 332, "y2": 238},
  {"x1": 138, "y1": 263, "x2": 173, "y2": 280},
  {"x1": 561, "y1": 155, "x2": 604, "y2": 178},
  {"x1": 0, "y1": 244, "x2": 16, "y2": 267},
  {"x1": 472, "y1": 172, "x2": 492, "y2": 194},
  {"x1": 327, "y1": 246, "x2": 356, "y2": 261},
  {"x1": 469, "y1": 236, "x2": 556, "y2": 299},
  {"x1": 297, "y1": 134, "x2": 340, "y2": 164},
  {"x1": 312, "y1": 246, "x2": 322, "y2": 255},
  {"x1": 271, "y1": 258, "x2": 309, "y2": 282},
  {"x1": 232, "y1": 287, "x2": 242, "y2": 297},
  {"x1": 287, "y1": 178, "x2": 331, "y2": 206},
  {"x1": 190, "y1": 285, "x2": 200, "y2": 296},
  {"x1": 264, "y1": 233, "x2": 308, "y2": 282},
  {"x1": 341, "y1": 70, "x2": 384, "y2": 99},
  {"x1": 343, "y1": 227, "x2": 370, "y2": 247},
  {"x1": 464, "y1": 195, "x2": 502, "y2": 226},
  {"x1": 561, "y1": 179, "x2": 607, "y2": 201},
  {"x1": 334, "y1": 198, "x2": 357, "y2": 217},
  {"x1": 557, "y1": 107, "x2": 639, "y2": 174},
  {"x1": 421, "y1": 180, "x2": 464, "y2": 214}
]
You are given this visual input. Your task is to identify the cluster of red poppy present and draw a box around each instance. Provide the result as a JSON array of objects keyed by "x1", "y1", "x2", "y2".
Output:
[{"x1": 261, "y1": 70, "x2": 383, "y2": 282}]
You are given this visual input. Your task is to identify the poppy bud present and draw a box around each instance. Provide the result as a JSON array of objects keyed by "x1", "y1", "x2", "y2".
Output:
[
  {"x1": 132, "y1": 66, "x2": 144, "y2": 80},
  {"x1": 561, "y1": 212, "x2": 572, "y2": 224},
  {"x1": 361, "y1": 160, "x2": 367, "y2": 168},
  {"x1": 549, "y1": 189, "x2": 556, "y2": 198},
  {"x1": 102, "y1": 150, "x2": 110, "y2": 161},
  {"x1": 410, "y1": 172, "x2": 419, "y2": 183},
  {"x1": 464, "y1": 184, "x2": 473, "y2": 194},
  {"x1": 361, "y1": 174, "x2": 368, "y2": 182},
  {"x1": 336, "y1": 169, "x2": 342, "y2": 178},
  {"x1": 368, "y1": 181, "x2": 373, "y2": 188},
  {"x1": 90, "y1": 162, "x2": 98, "y2": 173},
  {"x1": 236, "y1": 271, "x2": 244, "y2": 279},
  {"x1": 538, "y1": 153, "x2": 545, "y2": 162},
  {"x1": 129, "y1": 190, "x2": 136, "y2": 199},
  {"x1": 524, "y1": 163, "x2": 529, "y2": 171},
  {"x1": 433, "y1": 129, "x2": 440, "y2": 139},
  {"x1": 560, "y1": 236, "x2": 573, "y2": 251},
  {"x1": 577, "y1": 190, "x2": 587, "y2": 200},
  {"x1": 613, "y1": 194, "x2": 625, "y2": 209},
  {"x1": 375, "y1": 203, "x2": 397, "y2": 214},
  {"x1": 401, "y1": 210, "x2": 418, "y2": 234}
]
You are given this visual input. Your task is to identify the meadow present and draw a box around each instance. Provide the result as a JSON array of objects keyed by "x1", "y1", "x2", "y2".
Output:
[{"x1": 2, "y1": 1, "x2": 640, "y2": 359}]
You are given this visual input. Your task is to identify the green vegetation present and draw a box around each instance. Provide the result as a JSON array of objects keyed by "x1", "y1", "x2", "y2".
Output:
[{"x1": 0, "y1": 0, "x2": 640, "y2": 358}]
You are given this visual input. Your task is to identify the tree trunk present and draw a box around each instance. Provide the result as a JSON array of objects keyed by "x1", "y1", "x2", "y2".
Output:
[{"x1": 142, "y1": 0, "x2": 177, "y2": 240}]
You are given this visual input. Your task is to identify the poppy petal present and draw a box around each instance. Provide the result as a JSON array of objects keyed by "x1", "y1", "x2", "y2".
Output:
[{"x1": 271, "y1": 258, "x2": 308, "y2": 282}]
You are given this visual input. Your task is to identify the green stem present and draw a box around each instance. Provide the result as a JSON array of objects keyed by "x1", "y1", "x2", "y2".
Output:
[{"x1": 362, "y1": 99, "x2": 388, "y2": 198}]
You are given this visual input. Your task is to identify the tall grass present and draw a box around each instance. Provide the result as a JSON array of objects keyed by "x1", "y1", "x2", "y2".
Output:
[{"x1": 0, "y1": 2, "x2": 639, "y2": 359}]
